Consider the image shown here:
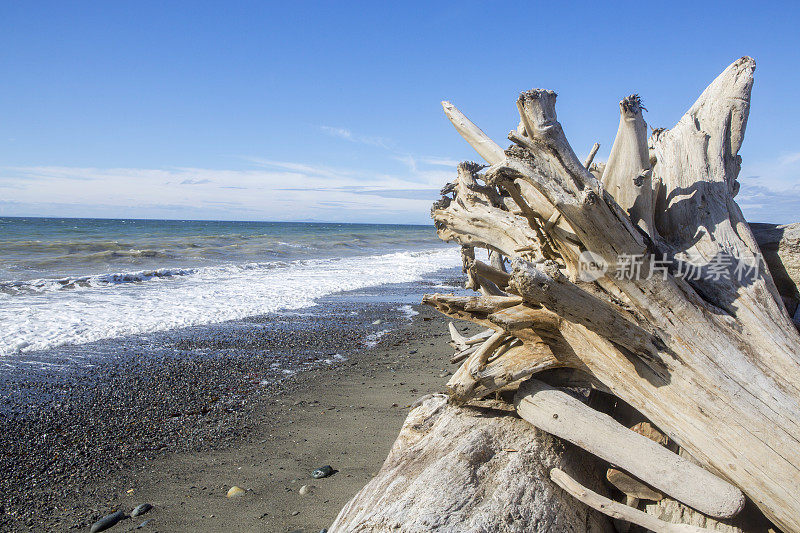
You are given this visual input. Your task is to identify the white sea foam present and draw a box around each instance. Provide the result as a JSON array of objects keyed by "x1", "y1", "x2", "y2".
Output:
[
  {"x1": 398, "y1": 304, "x2": 419, "y2": 320},
  {"x1": 362, "y1": 329, "x2": 391, "y2": 348},
  {"x1": 0, "y1": 248, "x2": 460, "y2": 356}
]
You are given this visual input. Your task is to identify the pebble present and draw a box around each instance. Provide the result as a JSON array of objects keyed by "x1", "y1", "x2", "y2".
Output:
[
  {"x1": 291, "y1": 510, "x2": 300, "y2": 516},
  {"x1": 438, "y1": 372, "x2": 450, "y2": 378},
  {"x1": 372, "y1": 319, "x2": 383, "y2": 325},
  {"x1": 226, "y1": 486, "x2": 246, "y2": 497},
  {"x1": 298, "y1": 484, "x2": 310, "y2": 495},
  {"x1": 135, "y1": 519, "x2": 153, "y2": 529},
  {"x1": 131, "y1": 503, "x2": 152, "y2": 517},
  {"x1": 90, "y1": 510, "x2": 125, "y2": 533},
  {"x1": 311, "y1": 465, "x2": 334, "y2": 479}
]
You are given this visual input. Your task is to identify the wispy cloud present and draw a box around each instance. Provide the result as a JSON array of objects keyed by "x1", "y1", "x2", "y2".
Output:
[
  {"x1": 737, "y1": 150, "x2": 800, "y2": 224},
  {"x1": 420, "y1": 157, "x2": 460, "y2": 167},
  {"x1": 0, "y1": 157, "x2": 451, "y2": 223},
  {"x1": 778, "y1": 152, "x2": 800, "y2": 166},
  {"x1": 320, "y1": 126, "x2": 353, "y2": 140},
  {"x1": 320, "y1": 125, "x2": 392, "y2": 149},
  {"x1": 0, "y1": 123, "x2": 464, "y2": 223},
  {"x1": 318, "y1": 125, "x2": 459, "y2": 174}
]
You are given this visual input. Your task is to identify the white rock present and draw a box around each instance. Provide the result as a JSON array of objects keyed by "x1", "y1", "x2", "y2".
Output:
[{"x1": 226, "y1": 486, "x2": 245, "y2": 498}]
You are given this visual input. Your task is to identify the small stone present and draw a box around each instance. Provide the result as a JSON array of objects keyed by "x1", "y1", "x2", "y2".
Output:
[
  {"x1": 131, "y1": 503, "x2": 152, "y2": 517},
  {"x1": 226, "y1": 486, "x2": 246, "y2": 498},
  {"x1": 408, "y1": 350, "x2": 417, "y2": 354},
  {"x1": 372, "y1": 319, "x2": 382, "y2": 325},
  {"x1": 291, "y1": 510, "x2": 300, "y2": 516},
  {"x1": 90, "y1": 510, "x2": 125, "y2": 533},
  {"x1": 311, "y1": 465, "x2": 334, "y2": 479},
  {"x1": 135, "y1": 518, "x2": 153, "y2": 529},
  {"x1": 391, "y1": 403, "x2": 399, "y2": 408},
  {"x1": 438, "y1": 372, "x2": 450, "y2": 378},
  {"x1": 298, "y1": 484, "x2": 310, "y2": 495}
]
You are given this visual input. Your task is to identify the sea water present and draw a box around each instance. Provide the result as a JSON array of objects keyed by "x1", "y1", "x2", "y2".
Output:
[{"x1": 0, "y1": 217, "x2": 460, "y2": 356}]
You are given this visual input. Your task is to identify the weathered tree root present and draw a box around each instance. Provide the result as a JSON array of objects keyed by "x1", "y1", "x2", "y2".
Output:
[
  {"x1": 550, "y1": 469, "x2": 718, "y2": 533},
  {"x1": 514, "y1": 379, "x2": 745, "y2": 518},
  {"x1": 424, "y1": 57, "x2": 800, "y2": 532}
]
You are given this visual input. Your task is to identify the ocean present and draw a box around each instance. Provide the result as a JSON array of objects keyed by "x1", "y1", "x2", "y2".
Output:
[{"x1": 0, "y1": 217, "x2": 461, "y2": 358}]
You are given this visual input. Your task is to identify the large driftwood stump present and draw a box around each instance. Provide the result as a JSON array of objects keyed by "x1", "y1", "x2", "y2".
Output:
[
  {"x1": 333, "y1": 57, "x2": 800, "y2": 532},
  {"x1": 329, "y1": 395, "x2": 614, "y2": 532}
]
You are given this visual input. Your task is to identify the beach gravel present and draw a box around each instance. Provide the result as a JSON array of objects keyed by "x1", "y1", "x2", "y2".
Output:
[{"x1": 0, "y1": 284, "x2": 470, "y2": 532}]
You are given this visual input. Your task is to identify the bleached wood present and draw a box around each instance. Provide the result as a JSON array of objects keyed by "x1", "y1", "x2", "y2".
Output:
[
  {"x1": 448, "y1": 321, "x2": 468, "y2": 350},
  {"x1": 584, "y1": 142, "x2": 600, "y2": 169},
  {"x1": 514, "y1": 379, "x2": 745, "y2": 519},
  {"x1": 330, "y1": 395, "x2": 615, "y2": 532},
  {"x1": 432, "y1": 163, "x2": 544, "y2": 260},
  {"x1": 441, "y1": 101, "x2": 505, "y2": 164},
  {"x1": 333, "y1": 57, "x2": 800, "y2": 533},
  {"x1": 465, "y1": 329, "x2": 495, "y2": 344},
  {"x1": 426, "y1": 57, "x2": 800, "y2": 531},
  {"x1": 602, "y1": 95, "x2": 654, "y2": 235},
  {"x1": 606, "y1": 468, "x2": 663, "y2": 501},
  {"x1": 550, "y1": 469, "x2": 717, "y2": 533}
]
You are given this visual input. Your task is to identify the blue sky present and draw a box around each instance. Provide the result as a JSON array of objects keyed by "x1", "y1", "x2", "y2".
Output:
[{"x1": 0, "y1": 1, "x2": 798, "y2": 224}]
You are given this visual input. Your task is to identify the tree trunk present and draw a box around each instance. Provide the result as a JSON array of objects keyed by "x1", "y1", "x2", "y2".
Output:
[
  {"x1": 329, "y1": 395, "x2": 614, "y2": 532},
  {"x1": 334, "y1": 57, "x2": 800, "y2": 532}
]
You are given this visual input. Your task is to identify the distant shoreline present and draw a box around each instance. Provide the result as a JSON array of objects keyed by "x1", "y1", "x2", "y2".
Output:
[{"x1": 0, "y1": 215, "x2": 435, "y2": 227}]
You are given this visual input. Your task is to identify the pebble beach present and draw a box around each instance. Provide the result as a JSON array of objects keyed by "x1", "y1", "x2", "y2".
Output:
[{"x1": 0, "y1": 281, "x2": 473, "y2": 532}]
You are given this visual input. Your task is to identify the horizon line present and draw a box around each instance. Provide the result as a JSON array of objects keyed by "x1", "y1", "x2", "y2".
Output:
[{"x1": 0, "y1": 214, "x2": 435, "y2": 227}]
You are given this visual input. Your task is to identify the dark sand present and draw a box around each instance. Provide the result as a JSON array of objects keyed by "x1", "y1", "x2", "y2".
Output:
[
  {"x1": 0, "y1": 299, "x2": 473, "y2": 532},
  {"x1": 114, "y1": 310, "x2": 454, "y2": 533}
]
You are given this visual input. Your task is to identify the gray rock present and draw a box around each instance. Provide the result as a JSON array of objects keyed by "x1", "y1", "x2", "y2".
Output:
[
  {"x1": 90, "y1": 510, "x2": 125, "y2": 533},
  {"x1": 135, "y1": 518, "x2": 153, "y2": 529},
  {"x1": 311, "y1": 465, "x2": 334, "y2": 479},
  {"x1": 131, "y1": 503, "x2": 152, "y2": 517}
]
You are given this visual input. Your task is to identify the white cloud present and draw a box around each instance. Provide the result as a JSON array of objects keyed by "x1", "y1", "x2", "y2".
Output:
[
  {"x1": 778, "y1": 152, "x2": 800, "y2": 166},
  {"x1": 394, "y1": 154, "x2": 418, "y2": 173},
  {"x1": 737, "y1": 150, "x2": 800, "y2": 224},
  {"x1": 0, "y1": 156, "x2": 454, "y2": 224},
  {"x1": 319, "y1": 125, "x2": 392, "y2": 149},
  {"x1": 0, "y1": 124, "x2": 465, "y2": 223},
  {"x1": 420, "y1": 157, "x2": 461, "y2": 167},
  {"x1": 320, "y1": 126, "x2": 353, "y2": 140}
]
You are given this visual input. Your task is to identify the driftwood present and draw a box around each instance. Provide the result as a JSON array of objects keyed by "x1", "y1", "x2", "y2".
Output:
[
  {"x1": 329, "y1": 395, "x2": 614, "y2": 532},
  {"x1": 605, "y1": 421, "x2": 669, "y2": 503},
  {"x1": 514, "y1": 379, "x2": 744, "y2": 518},
  {"x1": 550, "y1": 469, "x2": 716, "y2": 533},
  {"x1": 333, "y1": 58, "x2": 800, "y2": 532}
]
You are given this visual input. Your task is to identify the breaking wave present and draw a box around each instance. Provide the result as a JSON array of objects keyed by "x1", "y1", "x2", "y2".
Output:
[{"x1": 0, "y1": 248, "x2": 460, "y2": 356}]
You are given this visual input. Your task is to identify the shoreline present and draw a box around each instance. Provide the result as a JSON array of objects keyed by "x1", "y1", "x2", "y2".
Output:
[
  {"x1": 109, "y1": 307, "x2": 460, "y2": 532},
  {"x1": 0, "y1": 286, "x2": 474, "y2": 532}
]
